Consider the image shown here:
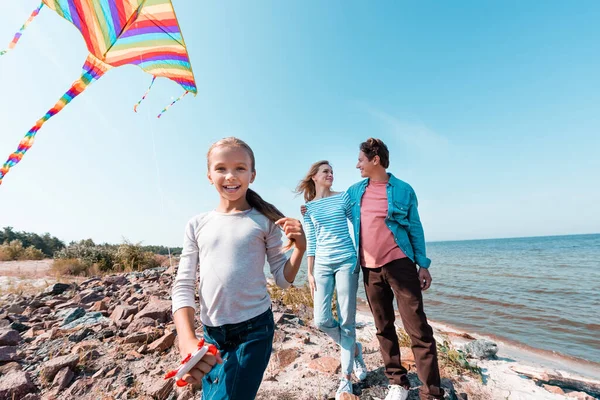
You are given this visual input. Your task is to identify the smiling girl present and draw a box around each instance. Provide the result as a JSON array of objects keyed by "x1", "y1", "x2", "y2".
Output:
[{"x1": 171, "y1": 137, "x2": 306, "y2": 399}]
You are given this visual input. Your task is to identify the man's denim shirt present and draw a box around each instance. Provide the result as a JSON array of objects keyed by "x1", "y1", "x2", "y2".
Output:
[{"x1": 346, "y1": 173, "x2": 431, "y2": 269}]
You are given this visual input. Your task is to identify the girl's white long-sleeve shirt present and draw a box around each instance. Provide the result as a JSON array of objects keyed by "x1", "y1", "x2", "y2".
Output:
[{"x1": 171, "y1": 208, "x2": 291, "y2": 326}]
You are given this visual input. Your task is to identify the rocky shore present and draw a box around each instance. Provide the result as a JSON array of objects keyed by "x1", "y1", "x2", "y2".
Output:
[{"x1": 1, "y1": 264, "x2": 599, "y2": 400}]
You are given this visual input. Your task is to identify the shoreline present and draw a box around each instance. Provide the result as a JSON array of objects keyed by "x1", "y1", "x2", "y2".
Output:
[{"x1": 356, "y1": 298, "x2": 600, "y2": 381}]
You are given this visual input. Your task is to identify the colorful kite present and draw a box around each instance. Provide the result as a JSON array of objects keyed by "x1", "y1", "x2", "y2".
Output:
[{"x1": 0, "y1": 0, "x2": 197, "y2": 185}]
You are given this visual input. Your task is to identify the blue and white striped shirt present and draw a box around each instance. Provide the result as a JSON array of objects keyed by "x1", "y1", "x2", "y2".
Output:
[{"x1": 303, "y1": 192, "x2": 356, "y2": 265}]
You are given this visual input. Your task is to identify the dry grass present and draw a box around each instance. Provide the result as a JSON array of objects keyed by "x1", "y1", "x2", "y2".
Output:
[
  {"x1": 268, "y1": 283, "x2": 313, "y2": 314},
  {"x1": 397, "y1": 327, "x2": 412, "y2": 347},
  {"x1": 51, "y1": 258, "x2": 95, "y2": 277},
  {"x1": 438, "y1": 340, "x2": 483, "y2": 381}
]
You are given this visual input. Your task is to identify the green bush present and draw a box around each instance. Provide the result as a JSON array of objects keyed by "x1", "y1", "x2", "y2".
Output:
[
  {"x1": 54, "y1": 239, "x2": 117, "y2": 271},
  {"x1": 0, "y1": 240, "x2": 45, "y2": 261}
]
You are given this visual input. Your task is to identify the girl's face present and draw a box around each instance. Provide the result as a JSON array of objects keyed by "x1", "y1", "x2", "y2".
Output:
[
  {"x1": 312, "y1": 164, "x2": 333, "y2": 188},
  {"x1": 207, "y1": 146, "x2": 256, "y2": 204}
]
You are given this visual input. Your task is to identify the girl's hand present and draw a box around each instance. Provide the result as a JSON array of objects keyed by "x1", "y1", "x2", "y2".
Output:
[
  {"x1": 275, "y1": 218, "x2": 306, "y2": 251},
  {"x1": 307, "y1": 273, "x2": 317, "y2": 298},
  {"x1": 178, "y1": 337, "x2": 223, "y2": 385}
]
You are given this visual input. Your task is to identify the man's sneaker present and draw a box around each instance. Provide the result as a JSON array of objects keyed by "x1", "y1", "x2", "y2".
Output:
[
  {"x1": 384, "y1": 384, "x2": 409, "y2": 400},
  {"x1": 353, "y1": 342, "x2": 368, "y2": 381},
  {"x1": 335, "y1": 377, "x2": 352, "y2": 400}
]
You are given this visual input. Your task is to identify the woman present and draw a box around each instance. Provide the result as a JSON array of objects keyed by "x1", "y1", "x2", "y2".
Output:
[{"x1": 296, "y1": 160, "x2": 368, "y2": 399}]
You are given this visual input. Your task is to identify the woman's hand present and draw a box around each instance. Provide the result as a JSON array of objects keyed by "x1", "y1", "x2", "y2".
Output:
[
  {"x1": 276, "y1": 218, "x2": 306, "y2": 251},
  {"x1": 178, "y1": 336, "x2": 223, "y2": 385},
  {"x1": 308, "y1": 273, "x2": 317, "y2": 298}
]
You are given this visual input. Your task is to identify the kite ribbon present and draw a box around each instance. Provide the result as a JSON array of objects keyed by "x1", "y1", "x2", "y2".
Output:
[
  {"x1": 0, "y1": 2, "x2": 44, "y2": 56},
  {"x1": 0, "y1": 54, "x2": 111, "y2": 185},
  {"x1": 133, "y1": 76, "x2": 156, "y2": 113},
  {"x1": 157, "y1": 91, "x2": 190, "y2": 119}
]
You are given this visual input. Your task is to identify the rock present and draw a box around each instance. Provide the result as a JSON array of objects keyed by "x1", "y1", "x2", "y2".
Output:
[
  {"x1": 71, "y1": 341, "x2": 100, "y2": 355},
  {"x1": 275, "y1": 348, "x2": 300, "y2": 369},
  {"x1": 400, "y1": 346, "x2": 416, "y2": 370},
  {"x1": 135, "y1": 299, "x2": 172, "y2": 323},
  {"x1": 543, "y1": 384, "x2": 565, "y2": 395},
  {"x1": 52, "y1": 367, "x2": 74, "y2": 390},
  {"x1": 9, "y1": 321, "x2": 29, "y2": 332},
  {"x1": 0, "y1": 370, "x2": 35, "y2": 399},
  {"x1": 338, "y1": 394, "x2": 360, "y2": 400},
  {"x1": 40, "y1": 353, "x2": 79, "y2": 383},
  {"x1": 21, "y1": 394, "x2": 41, "y2": 400},
  {"x1": 0, "y1": 319, "x2": 9, "y2": 328},
  {"x1": 0, "y1": 345, "x2": 20, "y2": 362},
  {"x1": 147, "y1": 331, "x2": 176, "y2": 353},
  {"x1": 0, "y1": 361, "x2": 21, "y2": 374},
  {"x1": 62, "y1": 312, "x2": 109, "y2": 330},
  {"x1": 59, "y1": 307, "x2": 86, "y2": 325},
  {"x1": 566, "y1": 392, "x2": 595, "y2": 400},
  {"x1": 177, "y1": 388, "x2": 195, "y2": 400},
  {"x1": 103, "y1": 275, "x2": 128, "y2": 286},
  {"x1": 90, "y1": 300, "x2": 109, "y2": 312},
  {"x1": 110, "y1": 305, "x2": 138, "y2": 322},
  {"x1": 125, "y1": 317, "x2": 158, "y2": 333},
  {"x1": 68, "y1": 327, "x2": 94, "y2": 343},
  {"x1": 145, "y1": 378, "x2": 173, "y2": 400},
  {"x1": 122, "y1": 331, "x2": 159, "y2": 344},
  {"x1": 463, "y1": 339, "x2": 498, "y2": 359},
  {"x1": 308, "y1": 356, "x2": 341, "y2": 375},
  {"x1": 6, "y1": 304, "x2": 24, "y2": 314},
  {"x1": 0, "y1": 329, "x2": 21, "y2": 346},
  {"x1": 44, "y1": 283, "x2": 72, "y2": 296},
  {"x1": 73, "y1": 289, "x2": 105, "y2": 304}
]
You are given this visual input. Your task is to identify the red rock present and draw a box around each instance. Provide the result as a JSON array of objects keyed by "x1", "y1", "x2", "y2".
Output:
[
  {"x1": 148, "y1": 330, "x2": 176, "y2": 353},
  {"x1": 0, "y1": 370, "x2": 35, "y2": 399},
  {"x1": 543, "y1": 384, "x2": 565, "y2": 395},
  {"x1": 110, "y1": 305, "x2": 138, "y2": 322},
  {"x1": 0, "y1": 329, "x2": 21, "y2": 346},
  {"x1": 275, "y1": 348, "x2": 300, "y2": 369},
  {"x1": 339, "y1": 394, "x2": 360, "y2": 400},
  {"x1": 71, "y1": 340, "x2": 100, "y2": 355},
  {"x1": 90, "y1": 300, "x2": 109, "y2": 312},
  {"x1": 52, "y1": 367, "x2": 74, "y2": 390},
  {"x1": 0, "y1": 361, "x2": 21, "y2": 374},
  {"x1": 308, "y1": 356, "x2": 341, "y2": 375},
  {"x1": 566, "y1": 392, "x2": 595, "y2": 400},
  {"x1": 40, "y1": 354, "x2": 79, "y2": 383},
  {"x1": 127, "y1": 317, "x2": 157, "y2": 333},
  {"x1": 0, "y1": 345, "x2": 20, "y2": 362},
  {"x1": 135, "y1": 299, "x2": 172, "y2": 322},
  {"x1": 145, "y1": 378, "x2": 174, "y2": 400}
]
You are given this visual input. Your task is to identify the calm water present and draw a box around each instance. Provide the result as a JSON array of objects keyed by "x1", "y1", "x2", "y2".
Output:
[{"x1": 288, "y1": 234, "x2": 600, "y2": 364}]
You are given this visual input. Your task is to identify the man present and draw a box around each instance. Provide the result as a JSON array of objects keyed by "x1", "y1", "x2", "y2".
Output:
[{"x1": 346, "y1": 138, "x2": 444, "y2": 400}]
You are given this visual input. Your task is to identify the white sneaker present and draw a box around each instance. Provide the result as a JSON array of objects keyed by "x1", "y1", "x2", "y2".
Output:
[
  {"x1": 385, "y1": 384, "x2": 409, "y2": 400},
  {"x1": 353, "y1": 342, "x2": 368, "y2": 381},
  {"x1": 335, "y1": 377, "x2": 352, "y2": 400}
]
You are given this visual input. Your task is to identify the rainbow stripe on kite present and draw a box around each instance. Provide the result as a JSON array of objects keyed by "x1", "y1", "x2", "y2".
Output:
[{"x1": 0, "y1": 0, "x2": 197, "y2": 185}]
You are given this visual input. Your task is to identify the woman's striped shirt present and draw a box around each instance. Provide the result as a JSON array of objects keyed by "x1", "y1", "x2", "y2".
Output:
[{"x1": 303, "y1": 192, "x2": 356, "y2": 265}]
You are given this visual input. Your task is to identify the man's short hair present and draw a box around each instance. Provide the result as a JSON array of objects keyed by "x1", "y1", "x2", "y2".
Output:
[{"x1": 360, "y1": 138, "x2": 389, "y2": 168}]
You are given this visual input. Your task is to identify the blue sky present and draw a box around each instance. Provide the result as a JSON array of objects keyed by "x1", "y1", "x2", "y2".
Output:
[{"x1": 1, "y1": 0, "x2": 598, "y2": 246}]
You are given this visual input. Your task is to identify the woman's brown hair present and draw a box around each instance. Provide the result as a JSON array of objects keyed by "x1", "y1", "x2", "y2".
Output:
[
  {"x1": 295, "y1": 160, "x2": 331, "y2": 202},
  {"x1": 207, "y1": 137, "x2": 293, "y2": 249}
]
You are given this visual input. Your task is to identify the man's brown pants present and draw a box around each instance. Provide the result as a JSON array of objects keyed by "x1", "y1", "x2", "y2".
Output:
[{"x1": 362, "y1": 257, "x2": 444, "y2": 399}]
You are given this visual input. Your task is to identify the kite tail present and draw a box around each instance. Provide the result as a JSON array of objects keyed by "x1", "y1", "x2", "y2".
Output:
[
  {"x1": 0, "y1": 2, "x2": 44, "y2": 56},
  {"x1": 157, "y1": 91, "x2": 190, "y2": 118},
  {"x1": 0, "y1": 54, "x2": 111, "y2": 185},
  {"x1": 133, "y1": 76, "x2": 156, "y2": 112}
]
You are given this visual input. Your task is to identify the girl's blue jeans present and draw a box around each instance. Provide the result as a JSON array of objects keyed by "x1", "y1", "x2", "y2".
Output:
[
  {"x1": 313, "y1": 256, "x2": 359, "y2": 375},
  {"x1": 201, "y1": 308, "x2": 274, "y2": 400}
]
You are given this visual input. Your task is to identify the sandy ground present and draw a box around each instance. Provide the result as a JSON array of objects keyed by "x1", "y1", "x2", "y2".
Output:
[{"x1": 0, "y1": 259, "x2": 55, "y2": 293}]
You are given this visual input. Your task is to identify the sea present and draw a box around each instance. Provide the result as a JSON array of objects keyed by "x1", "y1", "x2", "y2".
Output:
[{"x1": 286, "y1": 233, "x2": 600, "y2": 367}]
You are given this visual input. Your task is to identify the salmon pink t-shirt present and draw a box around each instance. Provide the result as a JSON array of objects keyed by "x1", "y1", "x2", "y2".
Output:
[{"x1": 359, "y1": 180, "x2": 406, "y2": 268}]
